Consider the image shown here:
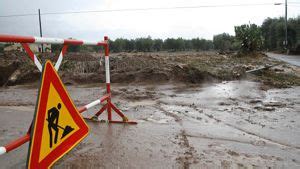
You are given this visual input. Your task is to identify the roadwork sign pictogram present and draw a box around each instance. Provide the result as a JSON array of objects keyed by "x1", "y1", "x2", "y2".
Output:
[{"x1": 27, "y1": 60, "x2": 89, "y2": 169}]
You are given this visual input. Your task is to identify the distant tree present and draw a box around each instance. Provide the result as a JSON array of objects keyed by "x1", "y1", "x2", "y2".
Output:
[
  {"x1": 135, "y1": 36, "x2": 153, "y2": 52},
  {"x1": 261, "y1": 16, "x2": 299, "y2": 52},
  {"x1": 191, "y1": 38, "x2": 213, "y2": 51},
  {"x1": 135, "y1": 38, "x2": 143, "y2": 51},
  {"x1": 124, "y1": 39, "x2": 135, "y2": 52},
  {"x1": 163, "y1": 38, "x2": 175, "y2": 51},
  {"x1": 144, "y1": 36, "x2": 154, "y2": 52},
  {"x1": 184, "y1": 39, "x2": 193, "y2": 50},
  {"x1": 274, "y1": 21, "x2": 286, "y2": 50},
  {"x1": 175, "y1": 38, "x2": 185, "y2": 51},
  {"x1": 234, "y1": 23, "x2": 263, "y2": 52},
  {"x1": 204, "y1": 40, "x2": 214, "y2": 50},
  {"x1": 163, "y1": 38, "x2": 185, "y2": 51},
  {"x1": 287, "y1": 18, "x2": 298, "y2": 50},
  {"x1": 111, "y1": 38, "x2": 126, "y2": 52},
  {"x1": 52, "y1": 43, "x2": 81, "y2": 52},
  {"x1": 213, "y1": 33, "x2": 235, "y2": 52},
  {"x1": 153, "y1": 39, "x2": 163, "y2": 51},
  {"x1": 108, "y1": 39, "x2": 116, "y2": 52},
  {"x1": 261, "y1": 17, "x2": 276, "y2": 50},
  {"x1": 191, "y1": 38, "x2": 201, "y2": 51}
]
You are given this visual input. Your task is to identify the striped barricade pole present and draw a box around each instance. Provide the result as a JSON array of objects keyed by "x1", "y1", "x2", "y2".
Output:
[
  {"x1": 0, "y1": 34, "x2": 137, "y2": 155},
  {"x1": 0, "y1": 34, "x2": 136, "y2": 124},
  {"x1": 0, "y1": 34, "x2": 106, "y2": 71}
]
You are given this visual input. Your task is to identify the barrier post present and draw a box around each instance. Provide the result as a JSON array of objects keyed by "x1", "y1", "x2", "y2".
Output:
[
  {"x1": 90, "y1": 36, "x2": 137, "y2": 124},
  {"x1": 104, "y1": 36, "x2": 112, "y2": 121}
]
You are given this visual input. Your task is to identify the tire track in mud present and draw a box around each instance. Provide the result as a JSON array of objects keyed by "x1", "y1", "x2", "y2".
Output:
[
  {"x1": 156, "y1": 102, "x2": 300, "y2": 168},
  {"x1": 189, "y1": 106, "x2": 300, "y2": 150},
  {"x1": 175, "y1": 130, "x2": 200, "y2": 169},
  {"x1": 185, "y1": 133, "x2": 256, "y2": 145},
  {"x1": 158, "y1": 98, "x2": 300, "y2": 149},
  {"x1": 155, "y1": 104, "x2": 182, "y2": 125},
  {"x1": 155, "y1": 104, "x2": 199, "y2": 169}
]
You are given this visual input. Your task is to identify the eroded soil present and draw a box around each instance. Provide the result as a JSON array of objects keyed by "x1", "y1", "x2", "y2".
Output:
[
  {"x1": 0, "y1": 81, "x2": 299, "y2": 168},
  {"x1": 1, "y1": 51, "x2": 300, "y2": 88}
]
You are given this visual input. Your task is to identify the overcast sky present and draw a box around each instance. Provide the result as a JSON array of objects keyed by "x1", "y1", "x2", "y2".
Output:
[{"x1": 0, "y1": 0, "x2": 299, "y2": 40}]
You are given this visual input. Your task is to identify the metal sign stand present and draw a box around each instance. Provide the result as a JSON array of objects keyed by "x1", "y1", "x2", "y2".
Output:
[{"x1": 0, "y1": 34, "x2": 137, "y2": 156}]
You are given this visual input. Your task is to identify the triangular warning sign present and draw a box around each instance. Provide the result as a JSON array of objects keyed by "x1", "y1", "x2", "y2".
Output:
[{"x1": 27, "y1": 61, "x2": 89, "y2": 168}]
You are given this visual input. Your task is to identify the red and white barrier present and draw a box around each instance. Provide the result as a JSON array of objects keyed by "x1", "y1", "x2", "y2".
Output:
[
  {"x1": 0, "y1": 34, "x2": 106, "y2": 71},
  {"x1": 54, "y1": 45, "x2": 68, "y2": 71},
  {"x1": 21, "y1": 43, "x2": 43, "y2": 71},
  {"x1": 0, "y1": 34, "x2": 136, "y2": 123},
  {"x1": 0, "y1": 33, "x2": 137, "y2": 155},
  {"x1": 0, "y1": 34, "x2": 106, "y2": 46}
]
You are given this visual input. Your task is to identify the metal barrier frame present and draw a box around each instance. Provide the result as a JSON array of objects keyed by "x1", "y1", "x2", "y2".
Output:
[{"x1": 0, "y1": 34, "x2": 137, "y2": 155}]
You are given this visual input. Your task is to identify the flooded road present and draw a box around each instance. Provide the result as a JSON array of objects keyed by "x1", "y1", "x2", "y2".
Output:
[{"x1": 0, "y1": 81, "x2": 299, "y2": 168}]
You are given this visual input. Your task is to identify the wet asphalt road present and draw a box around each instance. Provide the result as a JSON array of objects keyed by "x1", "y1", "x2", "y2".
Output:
[
  {"x1": 266, "y1": 52, "x2": 300, "y2": 67},
  {"x1": 0, "y1": 82, "x2": 299, "y2": 168}
]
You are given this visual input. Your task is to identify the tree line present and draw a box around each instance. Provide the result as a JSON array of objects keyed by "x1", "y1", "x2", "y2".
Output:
[
  {"x1": 92, "y1": 16, "x2": 298, "y2": 54},
  {"x1": 51, "y1": 37, "x2": 214, "y2": 53},
  {"x1": 262, "y1": 17, "x2": 300, "y2": 51},
  {"x1": 108, "y1": 37, "x2": 214, "y2": 52},
  {"x1": 106, "y1": 16, "x2": 299, "y2": 53},
  {"x1": 4, "y1": 16, "x2": 298, "y2": 54}
]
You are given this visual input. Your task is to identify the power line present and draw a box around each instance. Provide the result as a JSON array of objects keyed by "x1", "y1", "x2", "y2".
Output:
[
  {"x1": 0, "y1": 3, "x2": 287, "y2": 18},
  {"x1": 289, "y1": 4, "x2": 300, "y2": 7},
  {"x1": 0, "y1": 13, "x2": 36, "y2": 18}
]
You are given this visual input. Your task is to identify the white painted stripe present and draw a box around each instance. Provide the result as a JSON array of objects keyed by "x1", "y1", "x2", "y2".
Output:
[
  {"x1": 54, "y1": 52, "x2": 63, "y2": 71},
  {"x1": 85, "y1": 99, "x2": 101, "y2": 109},
  {"x1": 34, "y1": 37, "x2": 64, "y2": 44},
  {"x1": 34, "y1": 55, "x2": 42, "y2": 72},
  {"x1": 82, "y1": 40, "x2": 98, "y2": 45},
  {"x1": 105, "y1": 56, "x2": 110, "y2": 83},
  {"x1": 0, "y1": 147, "x2": 6, "y2": 155},
  {"x1": 34, "y1": 36, "x2": 105, "y2": 46}
]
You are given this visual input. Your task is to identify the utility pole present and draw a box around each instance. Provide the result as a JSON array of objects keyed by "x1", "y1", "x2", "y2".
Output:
[
  {"x1": 284, "y1": 0, "x2": 288, "y2": 54},
  {"x1": 38, "y1": 9, "x2": 44, "y2": 53},
  {"x1": 275, "y1": 1, "x2": 288, "y2": 53}
]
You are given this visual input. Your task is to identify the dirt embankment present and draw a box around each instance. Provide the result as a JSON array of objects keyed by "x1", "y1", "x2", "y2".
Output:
[{"x1": 0, "y1": 51, "x2": 299, "y2": 87}]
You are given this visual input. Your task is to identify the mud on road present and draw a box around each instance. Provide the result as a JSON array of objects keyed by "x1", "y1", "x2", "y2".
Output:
[{"x1": 0, "y1": 81, "x2": 299, "y2": 168}]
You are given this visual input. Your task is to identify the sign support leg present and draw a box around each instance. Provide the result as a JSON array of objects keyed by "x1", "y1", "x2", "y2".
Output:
[{"x1": 90, "y1": 36, "x2": 137, "y2": 124}]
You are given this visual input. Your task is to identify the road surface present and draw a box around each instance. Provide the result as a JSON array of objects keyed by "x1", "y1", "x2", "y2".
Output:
[
  {"x1": 0, "y1": 82, "x2": 299, "y2": 168},
  {"x1": 266, "y1": 52, "x2": 300, "y2": 67}
]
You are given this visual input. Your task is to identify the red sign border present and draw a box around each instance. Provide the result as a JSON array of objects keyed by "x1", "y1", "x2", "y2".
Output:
[{"x1": 27, "y1": 61, "x2": 89, "y2": 168}]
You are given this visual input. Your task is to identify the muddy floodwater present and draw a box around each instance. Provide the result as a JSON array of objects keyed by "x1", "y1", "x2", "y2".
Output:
[{"x1": 0, "y1": 81, "x2": 299, "y2": 168}]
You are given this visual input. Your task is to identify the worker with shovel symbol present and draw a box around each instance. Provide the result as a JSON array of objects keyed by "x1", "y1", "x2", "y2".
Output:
[
  {"x1": 47, "y1": 103, "x2": 61, "y2": 148},
  {"x1": 47, "y1": 103, "x2": 75, "y2": 148}
]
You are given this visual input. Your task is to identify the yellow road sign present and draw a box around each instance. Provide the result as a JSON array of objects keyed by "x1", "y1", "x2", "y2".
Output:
[{"x1": 27, "y1": 60, "x2": 89, "y2": 168}]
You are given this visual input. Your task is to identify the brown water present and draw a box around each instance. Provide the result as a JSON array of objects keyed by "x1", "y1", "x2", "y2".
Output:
[{"x1": 0, "y1": 81, "x2": 299, "y2": 168}]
